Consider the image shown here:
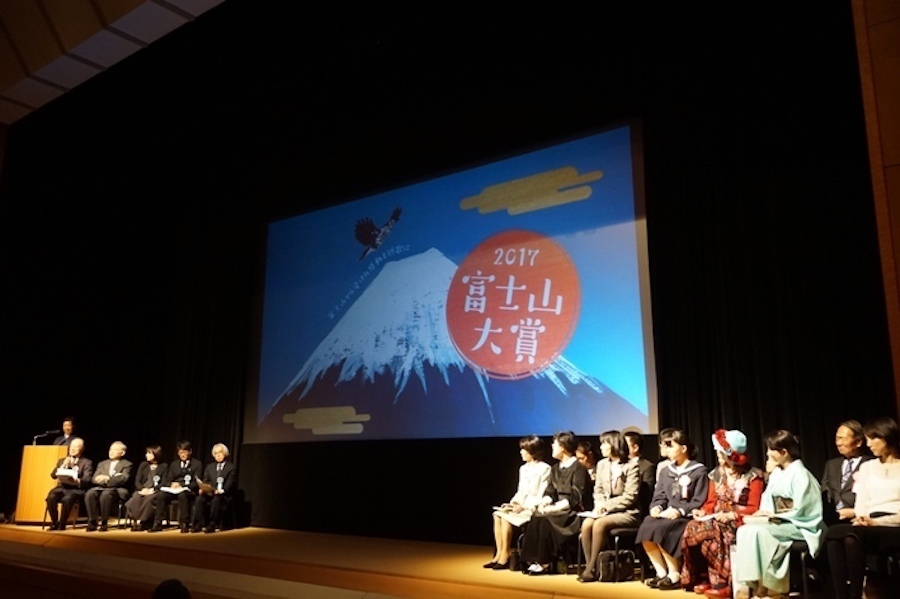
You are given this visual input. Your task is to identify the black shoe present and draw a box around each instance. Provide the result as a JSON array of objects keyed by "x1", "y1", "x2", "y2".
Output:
[
  {"x1": 86, "y1": 522, "x2": 98, "y2": 532},
  {"x1": 645, "y1": 576, "x2": 666, "y2": 588},
  {"x1": 657, "y1": 577, "x2": 682, "y2": 590},
  {"x1": 47, "y1": 522, "x2": 60, "y2": 531},
  {"x1": 483, "y1": 561, "x2": 498, "y2": 569},
  {"x1": 491, "y1": 562, "x2": 508, "y2": 570},
  {"x1": 578, "y1": 573, "x2": 597, "y2": 583},
  {"x1": 131, "y1": 522, "x2": 143, "y2": 532},
  {"x1": 203, "y1": 526, "x2": 216, "y2": 534},
  {"x1": 148, "y1": 524, "x2": 163, "y2": 533},
  {"x1": 99, "y1": 522, "x2": 108, "y2": 532},
  {"x1": 191, "y1": 523, "x2": 203, "y2": 533}
]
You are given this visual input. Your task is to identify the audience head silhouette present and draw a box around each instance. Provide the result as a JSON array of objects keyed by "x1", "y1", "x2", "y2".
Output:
[{"x1": 152, "y1": 579, "x2": 191, "y2": 599}]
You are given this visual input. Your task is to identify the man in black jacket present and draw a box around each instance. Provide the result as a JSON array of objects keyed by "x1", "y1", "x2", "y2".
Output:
[
  {"x1": 149, "y1": 440, "x2": 202, "y2": 533},
  {"x1": 46, "y1": 437, "x2": 93, "y2": 530},
  {"x1": 821, "y1": 420, "x2": 872, "y2": 525}
]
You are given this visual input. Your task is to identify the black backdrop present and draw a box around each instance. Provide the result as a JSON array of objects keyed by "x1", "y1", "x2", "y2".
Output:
[{"x1": 0, "y1": 1, "x2": 895, "y2": 545}]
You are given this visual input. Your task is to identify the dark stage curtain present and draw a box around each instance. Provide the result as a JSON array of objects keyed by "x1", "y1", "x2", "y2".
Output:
[{"x1": 0, "y1": 0, "x2": 896, "y2": 543}]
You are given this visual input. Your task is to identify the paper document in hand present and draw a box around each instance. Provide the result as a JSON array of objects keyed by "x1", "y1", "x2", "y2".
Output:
[
  {"x1": 577, "y1": 511, "x2": 600, "y2": 518},
  {"x1": 160, "y1": 486, "x2": 188, "y2": 494},
  {"x1": 55, "y1": 468, "x2": 78, "y2": 484}
]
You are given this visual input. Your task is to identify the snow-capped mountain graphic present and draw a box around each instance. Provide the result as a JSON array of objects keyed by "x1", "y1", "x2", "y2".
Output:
[{"x1": 258, "y1": 248, "x2": 646, "y2": 441}]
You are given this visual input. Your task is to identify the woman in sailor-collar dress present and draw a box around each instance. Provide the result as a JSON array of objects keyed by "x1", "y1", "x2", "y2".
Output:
[{"x1": 636, "y1": 429, "x2": 709, "y2": 590}]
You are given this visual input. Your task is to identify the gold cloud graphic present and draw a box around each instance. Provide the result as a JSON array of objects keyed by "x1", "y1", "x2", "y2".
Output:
[
  {"x1": 282, "y1": 406, "x2": 371, "y2": 435},
  {"x1": 460, "y1": 166, "x2": 603, "y2": 216}
]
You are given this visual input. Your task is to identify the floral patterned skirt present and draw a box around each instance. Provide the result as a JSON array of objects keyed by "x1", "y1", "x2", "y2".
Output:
[{"x1": 681, "y1": 517, "x2": 737, "y2": 587}]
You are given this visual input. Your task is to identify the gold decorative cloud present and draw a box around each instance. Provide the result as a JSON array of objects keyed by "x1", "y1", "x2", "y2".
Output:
[
  {"x1": 460, "y1": 166, "x2": 603, "y2": 216},
  {"x1": 282, "y1": 406, "x2": 371, "y2": 435}
]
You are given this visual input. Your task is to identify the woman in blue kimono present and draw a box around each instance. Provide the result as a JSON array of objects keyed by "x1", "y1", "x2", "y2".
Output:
[{"x1": 734, "y1": 430, "x2": 824, "y2": 599}]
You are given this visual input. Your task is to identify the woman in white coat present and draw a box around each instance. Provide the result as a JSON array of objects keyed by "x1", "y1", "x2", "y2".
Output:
[{"x1": 485, "y1": 435, "x2": 551, "y2": 570}]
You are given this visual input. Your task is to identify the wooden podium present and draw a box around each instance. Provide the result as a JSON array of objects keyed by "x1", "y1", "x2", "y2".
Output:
[{"x1": 15, "y1": 445, "x2": 67, "y2": 524}]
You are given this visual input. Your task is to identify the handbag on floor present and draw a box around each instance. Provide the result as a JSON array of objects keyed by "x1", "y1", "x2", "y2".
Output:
[{"x1": 597, "y1": 549, "x2": 635, "y2": 582}]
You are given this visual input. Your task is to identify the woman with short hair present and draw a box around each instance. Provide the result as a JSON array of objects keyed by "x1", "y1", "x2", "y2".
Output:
[
  {"x1": 485, "y1": 435, "x2": 551, "y2": 570},
  {"x1": 578, "y1": 430, "x2": 641, "y2": 583},
  {"x1": 520, "y1": 431, "x2": 591, "y2": 575},
  {"x1": 125, "y1": 445, "x2": 167, "y2": 531}
]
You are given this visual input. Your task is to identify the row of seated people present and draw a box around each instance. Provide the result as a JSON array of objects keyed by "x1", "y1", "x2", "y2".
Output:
[
  {"x1": 45, "y1": 439, "x2": 236, "y2": 533},
  {"x1": 485, "y1": 419, "x2": 900, "y2": 599}
]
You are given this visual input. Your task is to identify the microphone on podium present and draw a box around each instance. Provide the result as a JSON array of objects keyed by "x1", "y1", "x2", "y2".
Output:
[{"x1": 32, "y1": 430, "x2": 61, "y2": 445}]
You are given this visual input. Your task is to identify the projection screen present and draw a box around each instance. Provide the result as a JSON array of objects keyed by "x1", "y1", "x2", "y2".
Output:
[{"x1": 246, "y1": 123, "x2": 657, "y2": 443}]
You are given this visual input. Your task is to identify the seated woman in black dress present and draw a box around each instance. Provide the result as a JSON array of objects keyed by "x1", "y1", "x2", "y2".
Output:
[
  {"x1": 125, "y1": 444, "x2": 167, "y2": 531},
  {"x1": 826, "y1": 417, "x2": 900, "y2": 599},
  {"x1": 520, "y1": 430, "x2": 591, "y2": 575},
  {"x1": 636, "y1": 429, "x2": 709, "y2": 590}
]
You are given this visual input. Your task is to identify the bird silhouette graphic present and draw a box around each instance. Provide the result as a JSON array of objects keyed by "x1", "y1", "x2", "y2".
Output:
[{"x1": 354, "y1": 207, "x2": 402, "y2": 260}]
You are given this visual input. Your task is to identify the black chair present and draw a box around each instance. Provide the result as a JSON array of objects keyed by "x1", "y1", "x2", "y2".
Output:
[
  {"x1": 575, "y1": 524, "x2": 642, "y2": 581},
  {"x1": 789, "y1": 539, "x2": 812, "y2": 599},
  {"x1": 41, "y1": 496, "x2": 86, "y2": 530},
  {"x1": 609, "y1": 526, "x2": 642, "y2": 581}
]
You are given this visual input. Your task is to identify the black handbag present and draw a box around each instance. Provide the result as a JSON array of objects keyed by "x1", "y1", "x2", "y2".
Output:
[{"x1": 597, "y1": 549, "x2": 635, "y2": 582}]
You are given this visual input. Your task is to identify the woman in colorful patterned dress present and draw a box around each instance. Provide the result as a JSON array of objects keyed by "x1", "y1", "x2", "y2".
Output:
[{"x1": 681, "y1": 429, "x2": 765, "y2": 598}]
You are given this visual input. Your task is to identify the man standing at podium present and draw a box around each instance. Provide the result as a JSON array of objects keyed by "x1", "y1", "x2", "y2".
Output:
[
  {"x1": 46, "y1": 437, "x2": 93, "y2": 530},
  {"x1": 52, "y1": 417, "x2": 75, "y2": 446}
]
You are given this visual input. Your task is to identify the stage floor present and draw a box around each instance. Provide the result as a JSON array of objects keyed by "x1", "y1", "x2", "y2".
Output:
[{"x1": 0, "y1": 523, "x2": 691, "y2": 599}]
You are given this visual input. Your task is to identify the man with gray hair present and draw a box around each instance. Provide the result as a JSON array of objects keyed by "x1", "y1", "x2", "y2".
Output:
[
  {"x1": 190, "y1": 443, "x2": 237, "y2": 533},
  {"x1": 46, "y1": 437, "x2": 94, "y2": 530},
  {"x1": 85, "y1": 441, "x2": 132, "y2": 531},
  {"x1": 821, "y1": 420, "x2": 871, "y2": 525}
]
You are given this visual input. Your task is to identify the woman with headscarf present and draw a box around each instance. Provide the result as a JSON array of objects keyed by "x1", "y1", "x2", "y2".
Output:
[{"x1": 681, "y1": 429, "x2": 765, "y2": 597}]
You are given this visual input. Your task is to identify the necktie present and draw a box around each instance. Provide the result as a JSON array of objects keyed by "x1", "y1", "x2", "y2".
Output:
[
  {"x1": 217, "y1": 463, "x2": 223, "y2": 472},
  {"x1": 836, "y1": 459, "x2": 853, "y2": 509},
  {"x1": 841, "y1": 459, "x2": 852, "y2": 487}
]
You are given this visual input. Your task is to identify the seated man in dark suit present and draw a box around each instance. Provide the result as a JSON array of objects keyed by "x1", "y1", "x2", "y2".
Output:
[
  {"x1": 46, "y1": 437, "x2": 94, "y2": 530},
  {"x1": 191, "y1": 443, "x2": 237, "y2": 533},
  {"x1": 149, "y1": 440, "x2": 202, "y2": 533},
  {"x1": 84, "y1": 441, "x2": 133, "y2": 531},
  {"x1": 625, "y1": 430, "x2": 656, "y2": 513},
  {"x1": 821, "y1": 420, "x2": 872, "y2": 524}
]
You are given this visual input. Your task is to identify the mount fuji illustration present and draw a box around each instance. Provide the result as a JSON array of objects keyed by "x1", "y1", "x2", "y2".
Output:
[{"x1": 258, "y1": 248, "x2": 646, "y2": 442}]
